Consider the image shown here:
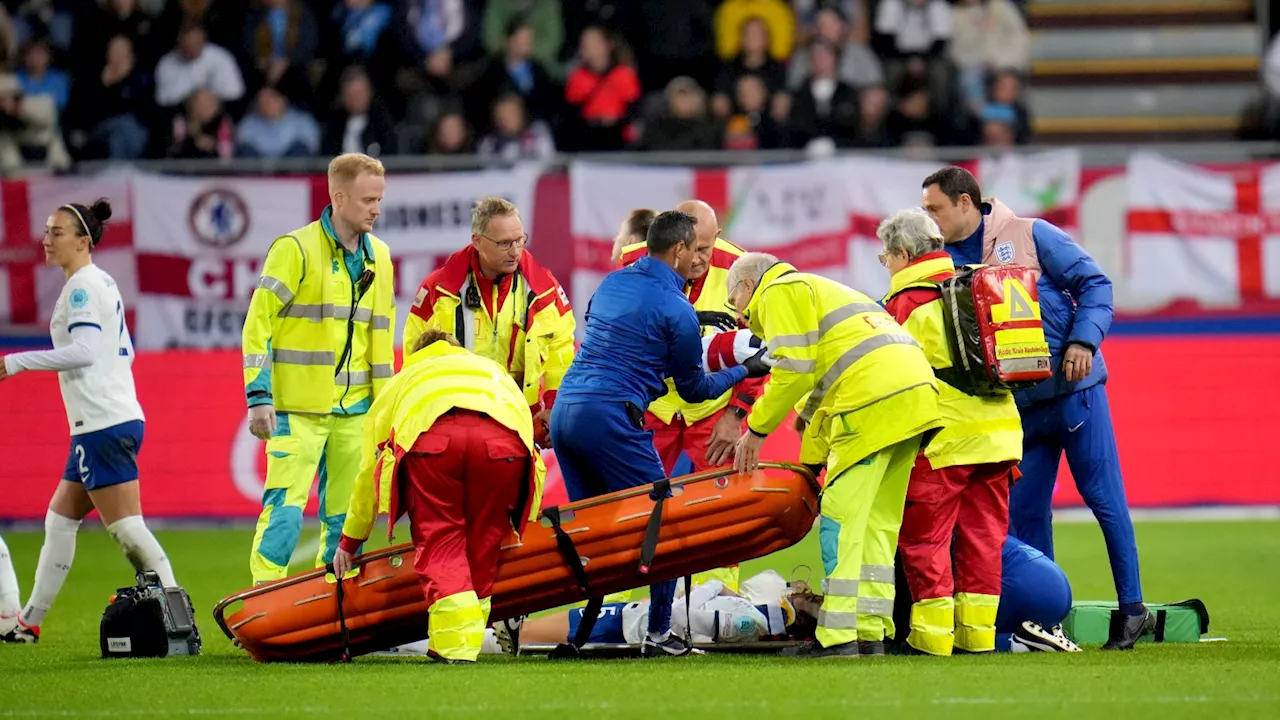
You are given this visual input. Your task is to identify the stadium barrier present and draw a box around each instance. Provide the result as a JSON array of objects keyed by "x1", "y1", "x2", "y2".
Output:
[{"x1": 1, "y1": 335, "x2": 1275, "y2": 521}]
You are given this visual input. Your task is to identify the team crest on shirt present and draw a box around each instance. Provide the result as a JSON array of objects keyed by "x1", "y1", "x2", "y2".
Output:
[
  {"x1": 70, "y1": 288, "x2": 89, "y2": 309},
  {"x1": 995, "y1": 242, "x2": 1015, "y2": 264}
]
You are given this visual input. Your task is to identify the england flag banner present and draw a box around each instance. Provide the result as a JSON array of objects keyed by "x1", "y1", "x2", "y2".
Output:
[{"x1": 1126, "y1": 152, "x2": 1280, "y2": 306}]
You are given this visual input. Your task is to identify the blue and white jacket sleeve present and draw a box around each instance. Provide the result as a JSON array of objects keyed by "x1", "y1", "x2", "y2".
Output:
[
  {"x1": 667, "y1": 300, "x2": 748, "y2": 403},
  {"x1": 1032, "y1": 219, "x2": 1114, "y2": 352}
]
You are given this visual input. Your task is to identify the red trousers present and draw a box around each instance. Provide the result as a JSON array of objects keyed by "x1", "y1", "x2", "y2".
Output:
[
  {"x1": 898, "y1": 459, "x2": 1013, "y2": 601},
  {"x1": 399, "y1": 411, "x2": 530, "y2": 607},
  {"x1": 644, "y1": 410, "x2": 722, "y2": 474}
]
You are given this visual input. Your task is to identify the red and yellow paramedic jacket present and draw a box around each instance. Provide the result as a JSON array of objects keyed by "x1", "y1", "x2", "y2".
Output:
[
  {"x1": 882, "y1": 252, "x2": 1022, "y2": 470},
  {"x1": 404, "y1": 245, "x2": 576, "y2": 412},
  {"x1": 619, "y1": 237, "x2": 764, "y2": 424}
]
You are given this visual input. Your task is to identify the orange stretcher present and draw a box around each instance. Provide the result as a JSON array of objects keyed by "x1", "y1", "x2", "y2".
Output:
[{"x1": 213, "y1": 462, "x2": 820, "y2": 663}]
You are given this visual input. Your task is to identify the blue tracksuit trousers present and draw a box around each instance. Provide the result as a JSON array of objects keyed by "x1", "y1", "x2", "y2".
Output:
[
  {"x1": 1012, "y1": 384, "x2": 1143, "y2": 606},
  {"x1": 994, "y1": 536, "x2": 1074, "y2": 651},
  {"x1": 551, "y1": 400, "x2": 676, "y2": 635}
]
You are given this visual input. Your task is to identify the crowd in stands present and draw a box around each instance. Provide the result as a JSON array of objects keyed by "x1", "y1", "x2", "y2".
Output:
[{"x1": 0, "y1": 0, "x2": 1035, "y2": 172}]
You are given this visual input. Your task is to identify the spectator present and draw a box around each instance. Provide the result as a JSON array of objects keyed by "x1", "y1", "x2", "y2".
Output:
[
  {"x1": 395, "y1": 0, "x2": 480, "y2": 93},
  {"x1": 155, "y1": 22, "x2": 246, "y2": 111},
  {"x1": 788, "y1": 38, "x2": 859, "y2": 148},
  {"x1": 722, "y1": 73, "x2": 787, "y2": 149},
  {"x1": 0, "y1": 7, "x2": 17, "y2": 69},
  {"x1": 636, "y1": 75, "x2": 719, "y2": 151},
  {"x1": 74, "y1": 0, "x2": 158, "y2": 71},
  {"x1": 852, "y1": 85, "x2": 891, "y2": 147},
  {"x1": 885, "y1": 76, "x2": 968, "y2": 146},
  {"x1": 469, "y1": 21, "x2": 560, "y2": 131},
  {"x1": 16, "y1": 39, "x2": 69, "y2": 112},
  {"x1": 235, "y1": 85, "x2": 320, "y2": 158},
  {"x1": 166, "y1": 87, "x2": 233, "y2": 159},
  {"x1": 872, "y1": 0, "x2": 953, "y2": 100},
  {"x1": 0, "y1": 72, "x2": 70, "y2": 172},
  {"x1": 9, "y1": 0, "x2": 75, "y2": 52},
  {"x1": 980, "y1": 105, "x2": 1017, "y2": 149},
  {"x1": 714, "y1": 0, "x2": 795, "y2": 66},
  {"x1": 632, "y1": 0, "x2": 718, "y2": 92},
  {"x1": 792, "y1": 0, "x2": 869, "y2": 43},
  {"x1": 712, "y1": 16, "x2": 788, "y2": 118},
  {"x1": 950, "y1": 0, "x2": 1029, "y2": 111},
  {"x1": 239, "y1": 0, "x2": 318, "y2": 106},
  {"x1": 787, "y1": 4, "x2": 883, "y2": 91},
  {"x1": 426, "y1": 109, "x2": 475, "y2": 154},
  {"x1": 562, "y1": 1, "x2": 632, "y2": 63},
  {"x1": 477, "y1": 93, "x2": 556, "y2": 162},
  {"x1": 985, "y1": 69, "x2": 1032, "y2": 144},
  {"x1": 75, "y1": 35, "x2": 152, "y2": 160},
  {"x1": 321, "y1": 65, "x2": 395, "y2": 157},
  {"x1": 482, "y1": 0, "x2": 563, "y2": 72},
  {"x1": 317, "y1": 0, "x2": 395, "y2": 122},
  {"x1": 562, "y1": 26, "x2": 640, "y2": 151},
  {"x1": 154, "y1": 0, "x2": 237, "y2": 52}
]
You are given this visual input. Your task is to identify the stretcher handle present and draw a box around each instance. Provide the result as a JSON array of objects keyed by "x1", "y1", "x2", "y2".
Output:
[{"x1": 210, "y1": 461, "x2": 818, "y2": 643}]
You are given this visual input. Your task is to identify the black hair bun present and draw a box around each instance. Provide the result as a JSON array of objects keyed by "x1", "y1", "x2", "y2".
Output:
[{"x1": 89, "y1": 198, "x2": 113, "y2": 224}]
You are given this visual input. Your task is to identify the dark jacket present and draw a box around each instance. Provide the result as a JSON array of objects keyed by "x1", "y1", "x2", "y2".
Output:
[
  {"x1": 321, "y1": 102, "x2": 397, "y2": 156},
  {"x1": 789, "y1": 78, "x2": 860, "y2": 148},
  {"x1": 556, "y1": 256, "x2": 748, "y2": 407}
]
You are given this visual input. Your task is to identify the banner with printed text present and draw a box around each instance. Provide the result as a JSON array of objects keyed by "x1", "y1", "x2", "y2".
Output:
[{"x1": 568, "y1": 151, "x2": 1082, "y2": 323}]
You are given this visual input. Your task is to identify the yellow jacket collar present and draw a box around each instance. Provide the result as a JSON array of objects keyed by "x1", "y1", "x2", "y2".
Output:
[
  {"x1": 744, "y1": 262, "x2": 798, "y2": 322},
  {"x1": 887, "y1": 252, "x2": 955, "y2": 296},
  {"x1": 404, "y1": 341, "x2": 468, "y2": 368}
]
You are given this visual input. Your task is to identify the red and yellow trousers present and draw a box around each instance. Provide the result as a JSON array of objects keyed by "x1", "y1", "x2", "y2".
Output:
[
  {"x1": 400, "y1": 410, "x2": 530, "y2": 661},
  {"x1": 898, "y1": 458, "x2": 1015, "y2": 655}
]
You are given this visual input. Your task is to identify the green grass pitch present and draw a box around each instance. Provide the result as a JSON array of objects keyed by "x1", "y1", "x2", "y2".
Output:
[{"x1": 1, "y1": 520, "x2": 1277, "y2": 719}]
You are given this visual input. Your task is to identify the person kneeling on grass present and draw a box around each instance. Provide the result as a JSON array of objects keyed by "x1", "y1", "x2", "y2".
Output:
[{"x1": 331, "y1": 329, "x2": 545, "y2": 664}]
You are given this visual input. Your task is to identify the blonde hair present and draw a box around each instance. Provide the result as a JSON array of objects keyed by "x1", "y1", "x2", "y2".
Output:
[
  {"x1": 328, "y1": 153, "x2": 385, "y2": 187},
  {"x1": 472, "y1": 196, "x2": 519, "y2": 236},
  {"x1": 413, "y1": 330, "x2": 461, "y2": 353}
]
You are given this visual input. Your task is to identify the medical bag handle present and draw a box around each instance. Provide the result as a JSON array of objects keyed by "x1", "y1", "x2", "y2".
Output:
[{"x1": 325, "y1": 563, "x2": 352, "y2": 663}]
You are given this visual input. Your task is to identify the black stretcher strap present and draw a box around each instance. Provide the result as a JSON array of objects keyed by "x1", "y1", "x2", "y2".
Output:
[
  {"x1": 542, "y1": 506, "x2": 592, "y2": 596},
  {"x1": 326, "y1": 563, "x2": 352, "y2": 663},
  {"x1": 639, "y1": 479, "x2": 671, "y2": 575}
]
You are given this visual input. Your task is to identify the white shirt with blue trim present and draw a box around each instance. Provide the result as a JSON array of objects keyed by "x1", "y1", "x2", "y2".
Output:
[{"x1": 11, "y1": 264, "x2": 145, "y2": 435}]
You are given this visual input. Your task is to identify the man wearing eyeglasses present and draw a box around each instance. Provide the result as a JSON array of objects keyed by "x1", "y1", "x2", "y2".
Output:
[{"x1": 405, "y1": 197, "x2": 575, "y2": 446}]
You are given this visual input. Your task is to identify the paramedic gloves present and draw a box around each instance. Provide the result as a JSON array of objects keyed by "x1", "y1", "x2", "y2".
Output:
[
  {"x1": 697, "y1": 311, "x2": 738, "y2": 332},
  {"x1": 741, "y1": 348, "x2": 773, "y2": 379}
]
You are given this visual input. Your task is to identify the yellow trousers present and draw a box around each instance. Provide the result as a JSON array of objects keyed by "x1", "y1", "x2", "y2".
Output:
[
  {"x1": 249, "y1": 412, "x2": 365, "y2": 584},
  {"x1": 816, "y1": 434, "x2": 921, "y2": 648}
]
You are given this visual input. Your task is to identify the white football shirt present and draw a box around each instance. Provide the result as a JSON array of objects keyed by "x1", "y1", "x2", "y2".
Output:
[{"x1": 50, "y1": 265, "x2": 144, "y2": 434}]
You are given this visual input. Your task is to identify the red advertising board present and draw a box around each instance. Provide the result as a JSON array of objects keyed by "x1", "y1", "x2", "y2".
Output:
[{"x1": 1, "y1": 336, "x2": 1276, "y2": 520}]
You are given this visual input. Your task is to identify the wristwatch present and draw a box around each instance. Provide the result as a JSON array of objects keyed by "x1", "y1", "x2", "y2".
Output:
[{"x1": 729, "y1": 406, "x2": 748, "y2": 420}]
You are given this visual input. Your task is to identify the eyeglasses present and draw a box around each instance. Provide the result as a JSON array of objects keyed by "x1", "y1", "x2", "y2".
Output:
[{"x1": 479, "y1": 233, "x2": 529, "y2": 252}]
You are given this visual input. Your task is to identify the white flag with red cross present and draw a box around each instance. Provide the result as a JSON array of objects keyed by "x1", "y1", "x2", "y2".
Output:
[{"x1": 1126, "y1": 152, "x2": 1280, "y2": 306}]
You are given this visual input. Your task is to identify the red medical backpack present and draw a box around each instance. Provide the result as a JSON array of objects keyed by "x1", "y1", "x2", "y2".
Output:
[{"x1": 936, "y1": 264, "x2": 1052, "y2": 396}]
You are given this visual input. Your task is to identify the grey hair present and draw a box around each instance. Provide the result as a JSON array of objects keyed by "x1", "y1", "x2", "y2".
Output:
[
  {"x1": 876, "y1": 208, "x2": 944, "y2": 260},
  {"x1": 727, "y1": 252, "x2": 779, "y2": 293}
]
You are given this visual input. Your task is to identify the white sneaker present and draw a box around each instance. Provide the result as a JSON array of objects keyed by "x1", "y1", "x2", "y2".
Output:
[
  {"x1": 1014, "y1": 621, "x2": 1082, "y2": 652},
  {"x1": 493, "y1": 616, "x2": 524, "y2": 656}
]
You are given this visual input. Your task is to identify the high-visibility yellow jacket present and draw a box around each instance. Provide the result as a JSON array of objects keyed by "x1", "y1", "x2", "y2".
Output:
[
  {"x1": 403, "y1": 246, "x2": 575, "y2": 410},
  {"x1": 744, "y1": 262, "x2": 942, "y2": 479},
  {"x1": 339, "y1": 341, "x2": 546, "y2": 547},
  {"x1": 883, "y1": 252, "x2": 1023, "y2": 469},
  {"x1": 620, "y1": 237, "x2": 764, "y2": 424},
  {"x1": 242, "y1": 209, "x2": 396, "y2": 415}
]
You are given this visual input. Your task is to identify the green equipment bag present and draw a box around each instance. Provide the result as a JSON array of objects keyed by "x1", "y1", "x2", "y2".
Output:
[{"x1": 1062, "y1": 600, "x2": 1211, "y2": 645}]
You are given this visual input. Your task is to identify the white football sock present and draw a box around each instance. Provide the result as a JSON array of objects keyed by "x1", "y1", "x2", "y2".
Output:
[
  {"x1": 107, "y1": 516, "x2": 176, "y2": 587},
  {"x1": 0, "y1": 534, "x2": 21, "y2": 617},
  {"x1": 480, "y1": 629, "x2": 502, "y2": 655},
  {"x1": 19, "y1": 511, "x2": 80, "y2": 627},
  {"x1": 648, "y1": 630, "x2": 671, "y2": 643}
]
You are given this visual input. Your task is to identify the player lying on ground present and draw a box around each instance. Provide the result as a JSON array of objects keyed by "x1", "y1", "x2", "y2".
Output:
[
  {"x1": 0, "y1": 199, "x2": 176, "y2": 644},
  {"x1": 488, "y1": 571, "x2": 822, "y2": 654}
]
